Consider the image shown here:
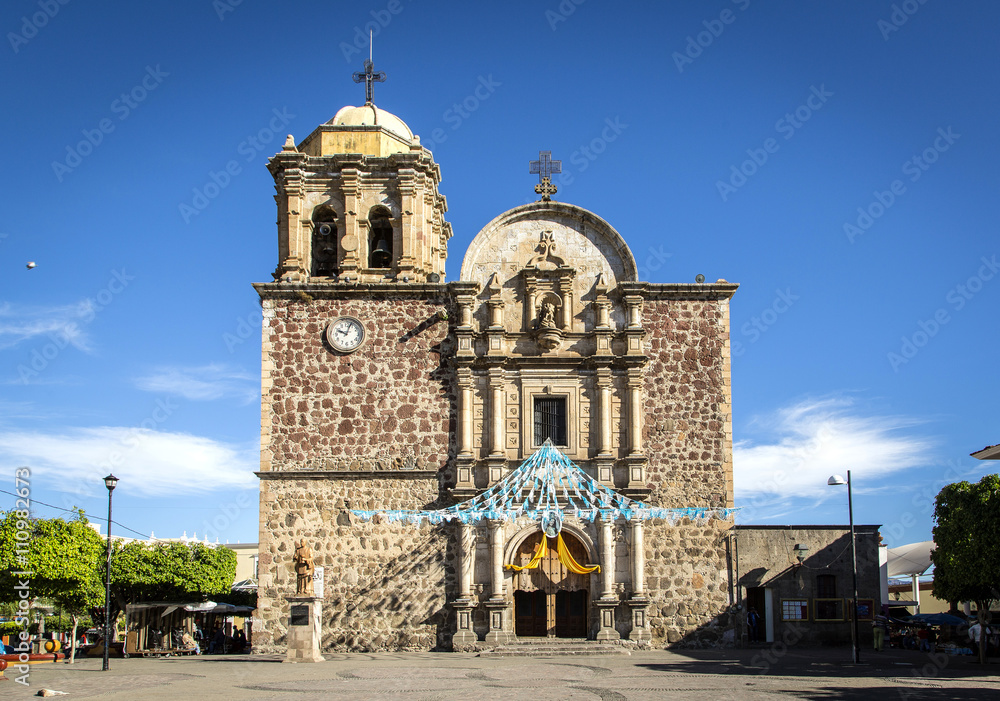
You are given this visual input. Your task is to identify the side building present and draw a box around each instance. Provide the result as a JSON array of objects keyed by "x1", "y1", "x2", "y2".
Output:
[{"x1": 732, "y1": 525, "x2": 882, "y2": 647}]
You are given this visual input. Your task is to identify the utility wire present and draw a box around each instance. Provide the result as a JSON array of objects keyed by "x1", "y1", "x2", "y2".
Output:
[{"x1": 0, "y1": 488, "x2": 150, "y2": 539}]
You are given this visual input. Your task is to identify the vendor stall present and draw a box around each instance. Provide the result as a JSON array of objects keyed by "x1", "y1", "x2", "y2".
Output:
[{"x1": 125, "y1": 601, "x2": 255, "y2": 657}]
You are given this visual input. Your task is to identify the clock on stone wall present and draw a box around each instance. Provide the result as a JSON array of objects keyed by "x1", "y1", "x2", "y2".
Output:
[{"x1": 325, "y1": 316, "x2": 366, "y2": 353}]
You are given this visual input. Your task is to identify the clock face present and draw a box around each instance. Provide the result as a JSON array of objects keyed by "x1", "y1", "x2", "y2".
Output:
[{"x1": 326, "y1": 317, "x2": 365, "y2": 352}]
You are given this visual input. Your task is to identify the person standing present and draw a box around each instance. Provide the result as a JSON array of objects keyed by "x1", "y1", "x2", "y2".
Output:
[
  {"x1": 747, "y1": 607, "x2": 761, "y2": 644},
  {"x1": 872, "y1": 615, "x2": 887, "y2": 651}
]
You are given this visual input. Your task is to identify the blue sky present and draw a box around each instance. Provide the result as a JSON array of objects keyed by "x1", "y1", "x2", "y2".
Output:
[{"x1": 1, "y1": 0, "x2": 997, "y2": 549}]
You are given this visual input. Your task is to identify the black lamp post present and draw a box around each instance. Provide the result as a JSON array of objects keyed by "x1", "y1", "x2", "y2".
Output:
[
  {"x1": 102, "y1": 473, "x2": 118, "y2": 672},
  {"x1": 828, "y1": 471, "x2": 860, "y2": 664}
]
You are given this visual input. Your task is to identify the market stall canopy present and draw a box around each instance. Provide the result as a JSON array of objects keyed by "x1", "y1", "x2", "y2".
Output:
[
  {"x1": 886, "y1": 541, "x2": 935, "y2": 577},
  {"x1": 351, "y1": 439, "x2": 737, "y2": 535},
  {"x1": 127, "y1": 601, "x2": 255, "y2": 617}
]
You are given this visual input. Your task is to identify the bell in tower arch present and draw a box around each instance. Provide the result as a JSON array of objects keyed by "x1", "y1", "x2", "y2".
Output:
[
  {"x1": 367, "y1": 206, "x2": 394, "y2": 269},
  {"x1": 311, "y1": 205, "x2": 338, "y2": 278}
]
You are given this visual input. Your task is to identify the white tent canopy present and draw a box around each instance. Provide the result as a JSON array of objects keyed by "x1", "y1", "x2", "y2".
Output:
[
  {"x1": 127, "y1": 601, "x2": 255, "y2": 617},
  {"x1": 886, "y1": 540, "x2": 935, "y2": 578}
]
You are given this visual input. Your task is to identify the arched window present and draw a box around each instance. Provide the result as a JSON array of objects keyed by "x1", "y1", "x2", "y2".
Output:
[
  {"x1": 311, "y1": 205, "x2": 338, "y2": 277},
  {"x1": 367, "y1": 206, "x2": 393, "y2": 269}
]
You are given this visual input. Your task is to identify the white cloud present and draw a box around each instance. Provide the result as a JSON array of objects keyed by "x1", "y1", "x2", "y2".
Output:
[
  {"x1": 134, "y1": 364, "x2": 257, "y2": 403},
  {"x1": 733, "y1": 397, "x2": 934, "y2": 520},
  {"x1": 0, "y1": 301, "x2": 94, "y2": 351},
  {"x1": 0, "y1": 426, "x2": 257, "y2": 498}
]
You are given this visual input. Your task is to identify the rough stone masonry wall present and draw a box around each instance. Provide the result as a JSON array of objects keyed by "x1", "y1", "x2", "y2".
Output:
[
  {"x1": 257, "y1": 477, "x2": 454, "y2": 652},
  {"x1": 256, "y1": 292, "x2": 457, "y2": 652},
  {"x1": 260, "y1": 294, "x2": 455, "y2": 471},
  {"x1": 640, "y1": 297, "x2": 735, "y2": 646}
]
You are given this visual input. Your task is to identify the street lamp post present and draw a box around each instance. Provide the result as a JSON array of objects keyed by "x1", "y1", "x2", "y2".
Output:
[
  {"x1": 828, "y1": 471, "x2": 860, "y2": 664},
  {"x1": 102, "y1": 474, "x2": 118, "y2": 672}
]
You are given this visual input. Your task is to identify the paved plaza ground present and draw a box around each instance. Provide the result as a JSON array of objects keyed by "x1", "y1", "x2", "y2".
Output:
[{"x1": 4, "y1": 646, "x2": 999, "y2": 700}]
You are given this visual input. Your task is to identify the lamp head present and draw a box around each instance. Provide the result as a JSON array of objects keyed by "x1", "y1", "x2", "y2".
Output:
[
  {"x1": 827, "y1": 475, "x2": 847, "y2": 486},
  {"x1": 793, "y1": 543, "x2": 810, "y2": 563},
  {"x1": 104, "y1": 473, "x2": 119, "y2": 492}
]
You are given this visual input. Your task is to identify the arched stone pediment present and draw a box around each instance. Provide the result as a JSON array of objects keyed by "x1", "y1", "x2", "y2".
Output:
[
  {"x1": 460, "y1": 201, "x2": 637, "y2": 288},
  {"x1": 460, "y1": 202, "x2": 637, "y2": 336}
]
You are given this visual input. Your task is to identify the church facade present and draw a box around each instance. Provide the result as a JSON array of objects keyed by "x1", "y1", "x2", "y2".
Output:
[{"x1": 254, "y1": 88, "x2": 739, "y2": 651}]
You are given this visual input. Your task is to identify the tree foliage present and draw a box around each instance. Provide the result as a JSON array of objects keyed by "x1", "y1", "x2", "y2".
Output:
[
  {"x1": 1, "y1": 511, "x2": 239, "y2": 657},
  {"x1": 931, "y1": 474, "x2": 1000, "y2": 663},
  {"x1": 0, "y1": 509, "x2": 106, "y2": 662},
  {"x1": 0, "y1": 509, "x2": 105, "y2": 612},
  {"x1": 109, "y1": 540, "x2": 237, "y2": 608}
]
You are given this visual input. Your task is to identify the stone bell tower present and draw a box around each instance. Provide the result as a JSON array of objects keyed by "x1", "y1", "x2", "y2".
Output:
[{"x1": 267, "y1": 59, "x2": 451, "y2": 284}]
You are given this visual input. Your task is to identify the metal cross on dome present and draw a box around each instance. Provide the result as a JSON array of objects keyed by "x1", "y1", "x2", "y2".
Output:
[
  {"x1": 352, "y1": 35, "x2": 386, "y2": 104},
  {"x1": 530, "y1": 150, "x2": 562, "y2": 201}
]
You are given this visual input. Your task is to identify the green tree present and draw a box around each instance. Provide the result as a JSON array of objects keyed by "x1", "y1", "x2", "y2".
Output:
[
  {"x1": 109, "y1": 540, "x2": 237, "y2": 618},
  {"x1": 0, "y1": 509, "x2": 106, "y2": 663},
  {"x1": 931, "y1": 474, "x2": 1000, "y2": 664}
]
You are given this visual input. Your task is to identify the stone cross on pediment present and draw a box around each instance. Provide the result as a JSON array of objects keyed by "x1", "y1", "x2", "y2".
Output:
[{"x1": 530, "y1": 151, "x2": 561, "y2": 201}]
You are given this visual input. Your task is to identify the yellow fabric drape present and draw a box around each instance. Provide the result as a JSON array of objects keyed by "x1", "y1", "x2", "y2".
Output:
[
  {"x1": 555, "y1": 534, "x2": 600, "y2": 574},
  {"x1": 506, "y1": 535, "x2": 548, "y2": 571},
  {"x1": 504, "y1": 534, "x2": 601, "y2": 574}
]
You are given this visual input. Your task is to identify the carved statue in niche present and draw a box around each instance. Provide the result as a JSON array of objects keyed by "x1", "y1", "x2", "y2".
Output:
[
  {"x1": 534, "y1": 295, "x2": 563, "y2": 351},
  {"x1": 538, "y1": 301, "x2": 556, "y2": 329}
]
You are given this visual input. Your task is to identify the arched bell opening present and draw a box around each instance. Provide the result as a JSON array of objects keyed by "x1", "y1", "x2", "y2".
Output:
[
  {"x1": 508, "y1": 529, "x2": 594, "y2": 639},
  {"x1": 311, "y1": 205, "x2": 338, "y2": 278},
  {"x1": 367, "y1": 205, "x2": 393, "y2": 269}
]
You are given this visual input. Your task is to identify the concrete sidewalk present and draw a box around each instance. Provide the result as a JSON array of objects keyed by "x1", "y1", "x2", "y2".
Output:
[{"x1": 5, "y1": 646, "x2": 999, "y2": 700}]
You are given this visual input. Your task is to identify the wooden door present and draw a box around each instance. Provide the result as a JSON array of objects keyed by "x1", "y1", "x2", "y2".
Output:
[
  {"x1": 515, "y1": 590, "x2": 547, "y2": 637},
  {"x1": 512, "y1": 531, "x2": 591, "y2": 638}
]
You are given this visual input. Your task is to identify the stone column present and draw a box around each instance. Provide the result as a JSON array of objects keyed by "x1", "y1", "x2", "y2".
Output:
[
  {"x1": 339, "y1": 169, "x2": 360, "y2": 273},
  {"x1": 397, "y1": 169, "x2": 417, "y2": 275},
  {"x1": 627, "y1": 519, "x2": 651, "y2": 642},
  {"x1": 595, "y1": 516, "x2": 620, "y2": 641},
  {"x1": 458, "y1": 369, "x2": 474, "y2": 458},
  {"x1": 488, "y1": 520, "x2": 504, "y2": 600},
  {"x1": 455, "y1": 367, "x2": 475, "y2": 492},
  {"x1": 627, "y1": 374, "x2": 643, "y2": 456},
  {"x1": 484, "y1": 520, "x2": 512, "y2": 644},
  {"x1": 452, "y1": 523, "x2": 477, "y2": 646},
  {"x1": 489, "y1": 371, "x2": 504, "y2": 457},
  {"x1": 625, "y1": 368, "x2": 647, "y2": 488},
  {"x1": 598, "y1": 379, "x2": 612, "y2": 456},
  {"x1": 630, "y1": 519, "x2": 645, "y2": 596},
  {"x1": 594, "y1": 369, "x2": 614, "y2": 485},
  {"x1": 600, "y1": 517, "x2": 615, "y2": 598}
]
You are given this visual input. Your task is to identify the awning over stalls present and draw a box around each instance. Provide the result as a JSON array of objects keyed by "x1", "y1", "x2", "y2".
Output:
[
  {"x1": 127, "y1": 601, "x2": 255, "y2": 618},
  {"x1": 886, "y1": 541, "x2": 935, "y2": 578},
  {"x1": 352, "y1": 439, "x2": 737, "y2": 535}
]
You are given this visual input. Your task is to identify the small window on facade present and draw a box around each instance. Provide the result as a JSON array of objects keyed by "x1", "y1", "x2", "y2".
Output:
[
  {"x1": 816, "y1": 574, "x2": 836, "y2": 598},
  {"x1": 781, "y1": 599, "x2": 809, "y2": 621},
  {"x1": 534, "y1": 397, "x2": 567, "y2": 446},
  {"x1": 368, "y1": 206, "x2": 393, "y2": 268}
]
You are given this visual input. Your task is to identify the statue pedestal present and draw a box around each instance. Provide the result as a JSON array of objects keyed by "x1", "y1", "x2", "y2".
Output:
[{"x1": 283, "y1": 595, "x2": 325, "y2": 663}]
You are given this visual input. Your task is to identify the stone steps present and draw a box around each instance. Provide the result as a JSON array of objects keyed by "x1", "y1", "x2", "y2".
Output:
[{"x1": 477, "y1": 639, "x2": 633, "y2": 657}]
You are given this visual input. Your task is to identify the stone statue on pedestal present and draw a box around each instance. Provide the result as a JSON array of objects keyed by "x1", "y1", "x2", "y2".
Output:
[{"x1": 294, "y1": 539, "x2": 314, "y2": 595}]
